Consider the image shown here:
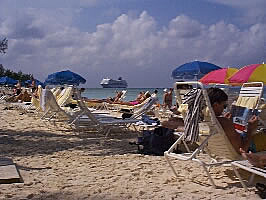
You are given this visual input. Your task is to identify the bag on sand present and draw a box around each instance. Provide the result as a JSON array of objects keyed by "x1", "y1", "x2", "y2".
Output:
[{"x1": 138, "y1": 127, "x2": 176, "y2": 156}]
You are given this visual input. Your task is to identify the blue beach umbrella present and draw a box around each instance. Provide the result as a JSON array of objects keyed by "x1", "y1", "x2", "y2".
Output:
[
  {"x1": 0, "y1": 76, "x2": 18, "y2": 86},
  {"x1": 44, "y1": 70, "x2": 86, "y2": 86},
  {"x1": 172, "y1": 61, "x2": 222, "y2": 80},
  {"x1": 25, "y1": 79, "x2": 45, "y2": 87}
]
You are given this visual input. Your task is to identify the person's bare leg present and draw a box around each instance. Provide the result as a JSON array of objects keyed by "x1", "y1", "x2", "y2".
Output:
[{"x1": 240, "y1": 148, "x2": 265, "y2": 167}]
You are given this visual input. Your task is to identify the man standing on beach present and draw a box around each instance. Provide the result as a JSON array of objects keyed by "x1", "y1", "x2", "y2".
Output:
[{"x1": 163, "y1": 88, "x2": 173, "y2": 109}]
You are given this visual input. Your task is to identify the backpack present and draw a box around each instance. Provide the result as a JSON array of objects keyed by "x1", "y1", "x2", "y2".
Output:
[
  {"x1": 138, "y1": 127, "x2": 176, "y2": 156},
  {"x1": 121, "y1": 109, "x2": 133, "y2": 119}
]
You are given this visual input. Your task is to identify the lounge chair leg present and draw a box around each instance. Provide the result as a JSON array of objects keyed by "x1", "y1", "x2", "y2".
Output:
[
  {"x1": 105, "y1": 128, "x2": 111, "y2": 137},
  {"x1": 232, "y1": 165, "x2": 248, "y2": 191},
  {"x1": 201, "y1": 164, "x2": 216, "y2": 188},
  {"x1": 165, "y1": 154, "x2": 178, "y2": 177},
  {"x1": 248, "y1": 173, "x2": 255, "y2": 186}
]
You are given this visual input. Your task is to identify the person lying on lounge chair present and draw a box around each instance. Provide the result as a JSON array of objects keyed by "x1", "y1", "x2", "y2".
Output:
[
  {"x1": 113, "y1": 91, "x2": 150, "y2": 106},
  {"x1": 6, "y1": 89, "x2": 32, "y2": 102},
  {"x1": 84, "y1": 91, "x2": 123, "y2": 104}
]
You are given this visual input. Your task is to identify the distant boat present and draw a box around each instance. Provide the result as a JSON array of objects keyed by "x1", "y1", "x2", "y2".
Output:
[{"x1": 100, "y1": 77, "x2": 128, "y2": 88}]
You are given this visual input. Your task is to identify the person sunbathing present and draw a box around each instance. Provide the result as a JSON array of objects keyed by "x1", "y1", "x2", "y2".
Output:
[
  {"x1": 113, "y1": 91, "x2": 150, "y2": 106},
  {"x1": 7, "y1": 89, "x2": 32, "y2": 102},
  {"x1": 85, "y1": 91, "x2": 123, "y2": 104}
]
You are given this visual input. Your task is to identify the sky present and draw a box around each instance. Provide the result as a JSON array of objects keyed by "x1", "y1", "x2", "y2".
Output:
[{"x1": 0, "y1": 0, "x2": 265, "y2": 88}]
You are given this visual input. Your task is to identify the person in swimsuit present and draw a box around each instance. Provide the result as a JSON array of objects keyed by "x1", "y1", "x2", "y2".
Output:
[
  {"x1": 114, "y1": 92, "x2": 149, "y2": 106},
  {"x1": 163, "y1": 88, "x2": 173, "y2": 109}
]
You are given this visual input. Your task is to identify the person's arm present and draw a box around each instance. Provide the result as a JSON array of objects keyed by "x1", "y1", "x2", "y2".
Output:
[
  {"x1": 245, "y1": 115, "x2": 258, "y2": 148},
  {"x1": 162, "y1": 93, "x2": 167, "y2": 106},
  {"x1": 217, "y1": 116, "x2": 257, "y2": 153}
]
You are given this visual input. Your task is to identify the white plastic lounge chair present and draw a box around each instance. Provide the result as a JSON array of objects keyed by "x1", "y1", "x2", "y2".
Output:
[
  {"x1": 40, "y1": 86, "x2": 75, "y2": 118},
  {"x1": 56, "y1": 86, "x2": 73, "y2": 106},
  {"x1": 99, "y1": 90, "x2": 128, "y2": 111},
  {"x1": 232, "y1": 82, "x2": 265, "y2": 128},
  {"x1": 165, "y1": 81, "x2": 243, "y2": 188},
  {"x1": 120, "y1": 90, "x2": 127, "y2": 100},
  {"x1": 130, "y1": 96, "x2": 159, "y2": 119},
  {"x1": 174, "y1": 83, "x2": 193, "y2": 105},
  {"x1": 70, "y1": 89, "x2": 140, "y2": 136},
  {"x1": 233, "y1": 82, "x2": 263, "y2": 109},
  {"x1": 110, "y1": 95, "x2": 156, "y2": 114},
  {"x1": 232, "y1": 159, "x2": 266, "y2": 191},
  {"x1": 40, "y1": 89, "x2": 74, "y2": 121}
]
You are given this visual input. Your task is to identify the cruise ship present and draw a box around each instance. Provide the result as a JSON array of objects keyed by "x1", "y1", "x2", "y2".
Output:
[{"x1": 100, "y1": 77, "x2": 128, "y2": 88}]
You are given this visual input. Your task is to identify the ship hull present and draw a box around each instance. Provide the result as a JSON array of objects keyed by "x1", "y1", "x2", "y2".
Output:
[
  {"x1": 100, "y1": 77, "x2": 128, "y2": 88},
  {"x1": 101, "y1": 84, "x2": 127, "y2": 88}
]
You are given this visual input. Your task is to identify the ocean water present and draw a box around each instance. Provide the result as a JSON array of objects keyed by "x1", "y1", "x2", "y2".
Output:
[{"x1": 81, "y1": 86, "x2": 266, "y2": 105}]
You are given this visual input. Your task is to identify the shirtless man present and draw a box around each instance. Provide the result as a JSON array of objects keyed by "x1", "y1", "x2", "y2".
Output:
[
  {"x1": 207, "y1": 87, "x2": 258, "y2": 154},
  {"x1": 162, "y1": 87, "x2": 258, "y2": 153},
  {"x1": 163, "y1": 88, "x2": 173, "y2": 109}
]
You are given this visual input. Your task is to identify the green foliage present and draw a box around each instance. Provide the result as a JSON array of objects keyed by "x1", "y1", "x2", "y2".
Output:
[
  {"x1": 0, "y1": 38, "x2": 8, "y2": 54},
  {"x1": 0, "y1": 64, "x2": 33, "y2": 81},
  {"x1": 0, "y1": 37, "x2": 32, "y2": 81}
]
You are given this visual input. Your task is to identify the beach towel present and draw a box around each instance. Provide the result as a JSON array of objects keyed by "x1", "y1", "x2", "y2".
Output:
[
  {"x1": 182, "y1": 89, "x2": 204, "y2": 143},
  {"x1": 40, "y1": 89, "x2": 47, "y2": 112},
  {"x1": 41, "y1": 89, "x2": 60, "y2": 112}
]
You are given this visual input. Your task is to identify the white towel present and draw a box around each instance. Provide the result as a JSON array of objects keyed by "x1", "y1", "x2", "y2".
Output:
[
  {"x1": 41, "y1": 89, "x2": 60, "y2": 112},
  {"x1": 40, "y1": 89, "x2": 47, "y2": 112}
]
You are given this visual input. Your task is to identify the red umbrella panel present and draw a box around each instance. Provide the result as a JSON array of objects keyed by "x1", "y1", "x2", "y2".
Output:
[
  {"x1": 229, "y1": 64, "x2": 266, "y2": 84},
  {"x1": 199, "y1": 68, "x2": 238, "y2": 85}
]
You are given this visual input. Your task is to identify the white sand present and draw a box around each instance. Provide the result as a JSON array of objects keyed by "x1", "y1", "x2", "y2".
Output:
[{"x1": 0, "y1": 104, "x2": 264, "y2": 200}]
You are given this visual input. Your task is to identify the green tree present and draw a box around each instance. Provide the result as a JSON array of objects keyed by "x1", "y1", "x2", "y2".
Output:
[
  {"x1": 4, "y1": 69, "x2": 12, "y2": 77},
  {"x1": 0, "y1": 64, "x2": 5, "y2": 76},
  {"x1": 0, "y1": 38, "x2": 8, "y2": 54}
]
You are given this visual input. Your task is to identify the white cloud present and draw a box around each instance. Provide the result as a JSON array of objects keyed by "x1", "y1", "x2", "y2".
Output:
[{"x1": 0, "y1": 7, "x2": 265, "y2": 87}]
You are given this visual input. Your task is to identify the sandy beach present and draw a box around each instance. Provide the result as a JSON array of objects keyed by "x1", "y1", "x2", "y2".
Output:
[{"x1": 0, "y1": 103, "x2": 264, "y2": 200}]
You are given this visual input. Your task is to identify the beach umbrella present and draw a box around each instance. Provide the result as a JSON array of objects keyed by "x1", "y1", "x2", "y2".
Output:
[
  {"x1": 172, "y1": 61, "x2": 222, "y2": 80},
  {"x1": 229, "y1": 63, "x2": 266, "y2": 85},
  {"x1": 44, "y1": 70, "x2": 86, "y2": 86},
  {"x1": 25, "y1": 79, "x2": 45, "y2": 87},
  {"x1": 199, "y1": 67, "x2": 238, "y2": 85},
  {"x1": 0, "y1": 76, "x2": 18, "y2": 86}
]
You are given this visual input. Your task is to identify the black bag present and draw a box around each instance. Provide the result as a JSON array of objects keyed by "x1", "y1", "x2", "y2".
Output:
[
  {"x1": 121, "y1": 109, "x2": 133, "y2": 119},
  {"x1": 139, "y1": 127, "x2": 176, "y2": 156},
  {"x1": 122, "y1": 113, "x2": 133, "y2": 119}
]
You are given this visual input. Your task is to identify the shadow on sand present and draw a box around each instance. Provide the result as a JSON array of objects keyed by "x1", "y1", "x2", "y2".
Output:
[{"x1": 0, "y1": 126, "x2": 139, "y2": 158}]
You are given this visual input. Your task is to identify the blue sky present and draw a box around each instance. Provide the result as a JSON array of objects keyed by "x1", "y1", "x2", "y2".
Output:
[{"x1": 0, "y1": 0, "x2": 265, "y2": 87}]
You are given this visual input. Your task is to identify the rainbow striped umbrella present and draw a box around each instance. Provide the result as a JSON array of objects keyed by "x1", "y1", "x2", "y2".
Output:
[
  {"x1": 199, "y1": 67, "x2": 238, "y2": 85},
  {"x1": 229, "y1": 63, "x2": 266, "y2": 84}
]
